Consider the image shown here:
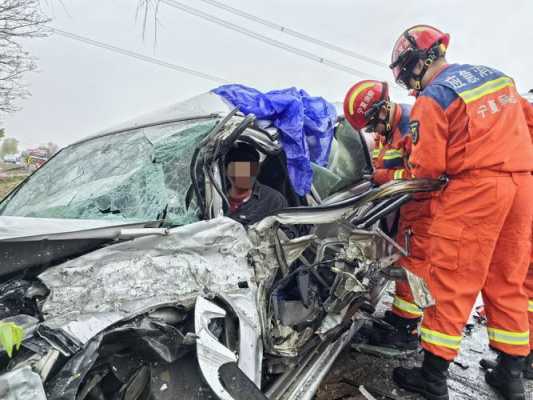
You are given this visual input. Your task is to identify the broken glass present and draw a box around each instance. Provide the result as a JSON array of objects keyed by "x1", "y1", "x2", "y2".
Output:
[
  {"x1": 0, "y1": 119, "x2": 217, "y2": 226},
  {"x1": 311, "y1": 120, "x2": 372, "y2": 199}
]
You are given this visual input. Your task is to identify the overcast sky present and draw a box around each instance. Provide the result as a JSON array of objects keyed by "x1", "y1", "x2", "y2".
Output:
[{"x1": 3, "y1": 0, "x2": 533, "y2": 149}]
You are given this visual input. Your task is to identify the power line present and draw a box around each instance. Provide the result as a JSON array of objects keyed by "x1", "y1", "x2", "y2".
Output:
[
  {"x1": 160, "y1": 0, "x2": 381, "y2": 80},
  {"x1": 50, "y1": 27, "x2": 229, "y2": 84},
  {"x1": 196, "y1": 0, "x2": 388, "y2": 69}
]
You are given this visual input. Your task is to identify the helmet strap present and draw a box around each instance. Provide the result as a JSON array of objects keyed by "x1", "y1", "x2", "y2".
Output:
[
  {"x1": 374, "y1": 102, "x2": 393, "y2": 140},
  {"x1": 383, "y1": 102, "x2": 393, "y2": 136},
  {"x1": 409, "y1": 44, "x2": 440, "y2": 92}
]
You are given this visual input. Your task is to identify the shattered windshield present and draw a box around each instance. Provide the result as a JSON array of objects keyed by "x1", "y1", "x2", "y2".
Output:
[
  {"x1": 0, "y1": 118, "x2": 217, "y2": 225},
  {"x1": 312, "y1": 119, "x2": 372, "y2": 198}
]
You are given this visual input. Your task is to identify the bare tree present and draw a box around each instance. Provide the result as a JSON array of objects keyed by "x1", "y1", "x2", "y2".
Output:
[
  {"x1": 0, "y1": 0, "x2": 49, "y2": 114},
  {"x1": 0, "y1": 136, "x2": 18, "y2": 155},
  {"x1": 136, "y1": 0, "x2": 161, "y2": 41}
]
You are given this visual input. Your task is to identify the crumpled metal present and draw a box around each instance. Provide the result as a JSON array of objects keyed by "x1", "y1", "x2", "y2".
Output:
[
  {"x1": 44, "y1": 335, "x2": 103, "y2": 400},
  {"x1": 0, "y1": 279, "x2": 36, "y2": 320},
  {"x1": 0, "y1": 366, "x2": 47, "y2": 400},
  {"x1": 38, "y1": 217, "x2": 253, "y2": 342},
  {"x1": 101, "y1": 316, "x2": 187, "y2": 364}
]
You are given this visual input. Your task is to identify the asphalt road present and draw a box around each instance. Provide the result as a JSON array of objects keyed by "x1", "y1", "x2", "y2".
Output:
[{"x1": 317, "y1": 294, "x2": 533, "y2": 400}]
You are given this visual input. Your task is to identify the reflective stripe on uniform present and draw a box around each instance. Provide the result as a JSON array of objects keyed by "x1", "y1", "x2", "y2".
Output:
[
  {"x1": 393, "y1": 296, "x2": 423, "y2": 317},
  {"x1": 372, "y1": 149, "x2": 380, "y2": 158},
  {"x1": 383, "y1": 149, "x2": 403, "y2": 160},
  {"x1": 529, "y1": 300, "x2": 533, "y2": 313},
  {"x1": 420, "y1": 327, "x2": 462, "y2": 350},
  {"x1": 393, "y1": 169, "x2": 405, "y2": 180},
  {"x1": 487, "y1": 327, "x2": 529, "y2": 346},
  {"x1": 459, "y1": 76, "x2": 514, "y2": 104}
]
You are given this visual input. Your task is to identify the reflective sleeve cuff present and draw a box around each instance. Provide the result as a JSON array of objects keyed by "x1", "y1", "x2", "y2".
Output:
[
  {"x1": 393, "y1": 169, "x2": 405, "y2": 180},
  {"x1": 393, "y1": 296, "x2": 423, "y2": 317}
]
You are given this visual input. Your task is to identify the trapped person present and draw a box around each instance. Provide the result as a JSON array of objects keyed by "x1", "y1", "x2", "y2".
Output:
[
  {"x1": 389, "y1": 24, "x2": 533, "y2": 400},
  {"x1": 225, "y1": 142, "x2": 287, "y2": 226},
  {"x1": 343, "y1": 80, "x2": 431, "y2": 350}
]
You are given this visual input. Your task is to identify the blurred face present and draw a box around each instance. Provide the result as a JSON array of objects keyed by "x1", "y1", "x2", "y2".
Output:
[
  {"x1": 365, "y1": 104, "x2": 390, "y2": 135},
  {"x1": 227, "y1": 161, "x2": 258, "y2": 191}
]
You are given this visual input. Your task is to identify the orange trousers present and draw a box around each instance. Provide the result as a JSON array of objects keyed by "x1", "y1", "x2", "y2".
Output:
[
  {"x1": 392, "y1": 200, "x2": 432, "y2": 320},
  {"x1": 421, "y1": 172, "x2": 533, "y2": 361}
]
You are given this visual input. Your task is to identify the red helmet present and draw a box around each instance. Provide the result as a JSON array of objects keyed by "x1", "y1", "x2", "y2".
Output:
[
  {"x1": 390, "y1": 25, "x2": 450, "y2": 90},
  {"x1": 343, "y1": 80, "x2": 390, "y2": 131}
]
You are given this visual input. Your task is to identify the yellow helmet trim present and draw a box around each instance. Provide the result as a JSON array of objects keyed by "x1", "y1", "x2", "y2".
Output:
[{"x1": 348, "y1": 81, "x2": 376, "y2": 115}]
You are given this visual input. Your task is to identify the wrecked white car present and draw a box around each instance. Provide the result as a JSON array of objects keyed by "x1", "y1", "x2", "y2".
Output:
[{"x1": 0, "y1": 92, "x2": 441, "y2": 399}]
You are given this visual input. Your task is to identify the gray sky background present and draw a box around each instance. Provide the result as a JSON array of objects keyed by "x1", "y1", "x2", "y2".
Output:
[{"x1": 3, "y1": 0, "x2": 533, "y2": 149}]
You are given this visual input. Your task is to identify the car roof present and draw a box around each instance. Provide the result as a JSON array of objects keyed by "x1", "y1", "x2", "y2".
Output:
[{"x1": 70, "y1": 92, "x2": 233, "y2": 148}]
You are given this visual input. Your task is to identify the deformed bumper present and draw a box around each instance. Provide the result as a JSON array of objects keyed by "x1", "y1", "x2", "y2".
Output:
[{"x1": 195, "y1": 292, "x2": 263, "y2": 400}]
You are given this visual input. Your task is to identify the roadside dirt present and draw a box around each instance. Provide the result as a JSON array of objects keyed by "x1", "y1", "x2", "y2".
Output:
[{"x1": 0, "y1": 162, "x2": 27, "y2": 199}]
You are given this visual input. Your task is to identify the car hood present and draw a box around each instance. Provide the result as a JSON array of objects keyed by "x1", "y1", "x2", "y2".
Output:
[
  {"x1": 35, "y1": 217, "x2": 254, "y2": 346},
  {"x1": 0, "y1": 216, "x2": 159, "y2": 278},
  {"x1": 0, "y1": 216, "x2": 153, "y2": 241}
]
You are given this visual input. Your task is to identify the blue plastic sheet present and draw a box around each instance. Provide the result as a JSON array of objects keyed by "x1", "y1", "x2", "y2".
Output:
[{"x1": 213, "y1": 84, "x2": 337, "y2": 196}]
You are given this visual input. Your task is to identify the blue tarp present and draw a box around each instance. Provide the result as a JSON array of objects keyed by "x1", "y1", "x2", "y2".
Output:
[{"x1": 213, "y1": 84, "x2": 337, "y2": 196}]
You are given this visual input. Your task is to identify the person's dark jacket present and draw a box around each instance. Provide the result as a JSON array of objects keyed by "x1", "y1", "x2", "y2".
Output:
[{"x1": 228, "y1": 182, "x2": 288, "y2": 226}]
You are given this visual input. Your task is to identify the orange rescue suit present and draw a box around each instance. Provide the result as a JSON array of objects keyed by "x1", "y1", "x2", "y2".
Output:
[
  {"x1": 371, "y1": 104, "x2": 430, "y2": 320},
  {"x1": 409, "y1": 64, "x2": 533, "y2": 361},
  {"x1": 520, "y1": 96, "x2": 533, "y2": 350}
]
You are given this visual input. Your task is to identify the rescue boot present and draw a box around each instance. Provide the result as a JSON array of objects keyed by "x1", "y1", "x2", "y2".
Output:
[
  {"x1": 485, "y1": 352, "x2": 526, "y2": 400},
  {"x1": 481, "y1": 351, "x2": 533, "y2": 380},
  {"x1": 392, "y1": 351, "x2": 449, "y2": 400},
  {"x1": 368, "y1": 311, "x2": 420, "y2": 350},
  {"x1": 524, "y1": 351, "x2": 533, "y2": 380}
]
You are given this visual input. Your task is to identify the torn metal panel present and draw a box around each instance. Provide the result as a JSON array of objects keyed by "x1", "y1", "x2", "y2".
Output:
[
  {"x1": 44, "y1": 312, "x2": 124, "y2": 347},
  {"x1": 101, "y1": 317, "x2": 188, "y2": 363},
  {"x1": 280, "y1": 234, "x2": 316, "y2": 265},
  {"x1": 251, "y1": 179, "x2": 443, "y2": 233},
  {"x1": 10, "y1": 348, "x2": 61, "y2": 383},
  {"x1": 316, "y1": 307, "x2": 349, "y2": 336},
  {"x1": 39, "y1": 217, "x2": 253, "y2": 330},
  {"x1": 267, "y1": 321, "x2": 361, "y2": 400},
  {"x1": 405, "y1": 268, "x2": 435, "y2": 309},
  {"x1": 221, "y1": 290, "x2": 263, "y2": 386},
  {"x1": 35, "y1": 324, "x2": 82, "y2": 356},
  {"x1": 45, "y1": 336, "x2": 102, "y2": 400},
  {"x1": 195, "y1": 296, "x2": 237, "y2": 400},
  {"x1": 0, "y1": 366, "x2": 47, "y2": 400}
]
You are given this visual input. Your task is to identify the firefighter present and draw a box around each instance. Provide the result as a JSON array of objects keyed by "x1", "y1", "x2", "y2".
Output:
[
  {"x1": 522, "y1": 95, "x2": 533, "y2": 379},
  {"x1": 481, "y1": 94, "x2": 533, "y2": 380},
  {"x1": 343, "y1": 80, "x2": 431, "y2": 350},
  {"x1": 388, "y1": 25, "x2": 533, "y2": 400}
]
